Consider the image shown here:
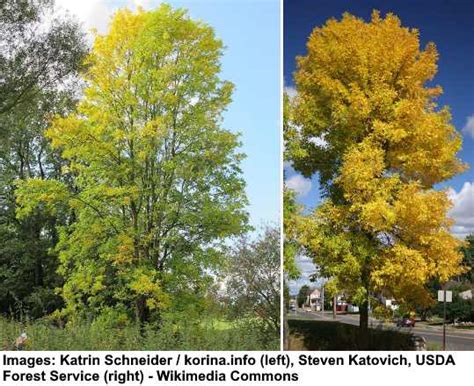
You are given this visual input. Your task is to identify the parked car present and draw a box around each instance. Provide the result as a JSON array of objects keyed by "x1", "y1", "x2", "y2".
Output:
[
  {"x1": 396, "y1": 316, "x2": 416, "y2": 327},
  {"x1": 347, "y1": 304, "x2": 359, "y2": 313}
]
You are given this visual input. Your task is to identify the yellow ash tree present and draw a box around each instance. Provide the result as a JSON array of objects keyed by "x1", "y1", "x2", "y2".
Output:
[
  {"x1": 288, "y1": 11, "x2": 467, "y2": 333},
  {"x1": 16, "y1": 5, "x2": 248, "y2": 323}
]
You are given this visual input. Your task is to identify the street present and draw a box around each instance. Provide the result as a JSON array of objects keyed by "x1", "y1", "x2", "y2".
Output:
[{"x1": 292, "y1": 309, "x2": 474, "y2": 350}]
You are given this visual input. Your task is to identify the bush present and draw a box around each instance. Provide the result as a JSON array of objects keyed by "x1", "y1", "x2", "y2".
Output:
[
  {"x1": 433, "y1": 295, "x2": 474, "y2": 323},
  {"x1": 288, "y1": 319, "x2": 415, "y2": 350}
]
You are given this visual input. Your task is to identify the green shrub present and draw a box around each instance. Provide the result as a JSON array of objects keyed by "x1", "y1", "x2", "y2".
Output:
[
  {"x1": 0, "y1": 315, "x2": 278, "y2": 350},
  {"x1": 288, "y1": 319, "x2": 415, "y2": 350}
]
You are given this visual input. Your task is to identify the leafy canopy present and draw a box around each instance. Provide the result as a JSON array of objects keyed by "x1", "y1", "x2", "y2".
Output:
[
  {"x1": 16, "y1": 5, "x2": 248, "y2": 322},
  {"x1": 290, "y1": 11, "x2": 467, "y2": 313},
  {"x1": 0, "y1": 0, "x2": 87, "y2": 318}
]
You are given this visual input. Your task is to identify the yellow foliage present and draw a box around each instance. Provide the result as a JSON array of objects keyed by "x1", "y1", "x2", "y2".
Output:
[
  {"x1": 291, "y1": 10, "x2": 467, "y2": 311},
  {"x1": 128, "y1": 268, "x2": 170, "y2": 310}
]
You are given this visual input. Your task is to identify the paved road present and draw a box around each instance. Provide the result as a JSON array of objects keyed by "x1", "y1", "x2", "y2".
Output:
[{"x1": 292, "y1": 309, "x2": 474, "y2": 350}]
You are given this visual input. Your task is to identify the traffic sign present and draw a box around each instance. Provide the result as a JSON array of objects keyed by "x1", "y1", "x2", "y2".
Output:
[{"x1": 438, "y1": 290, "x2": 452, "y2": 302}]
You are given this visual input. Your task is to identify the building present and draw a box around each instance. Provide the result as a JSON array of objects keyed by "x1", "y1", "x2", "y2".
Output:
[
  {"x1": 459, "y1": 289, "x2": 473, "y2": 300},
  {"x1": 308, "y1": 288, "x2": 322, "y2": 311}
]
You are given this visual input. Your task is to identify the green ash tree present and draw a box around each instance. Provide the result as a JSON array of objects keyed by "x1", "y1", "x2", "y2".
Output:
[{"x1": 16, "y1": 5, "x2": 248, "y2": 324}]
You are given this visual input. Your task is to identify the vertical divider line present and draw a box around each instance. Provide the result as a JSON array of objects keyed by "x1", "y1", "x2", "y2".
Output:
[{"x1": 279, "y1": 0, "x2": 285, "y2": 352}]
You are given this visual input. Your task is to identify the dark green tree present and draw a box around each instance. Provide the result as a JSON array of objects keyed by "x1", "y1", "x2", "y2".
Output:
[
  {"x1": 297, "y1": 285, "x2": 311, "y2": 308},
  {"x1": 0, "y1": 0, "x2": 87, "y2": 318},
  {"x1": 433, "y1": 285, "x2": 473, "y2": 323},
  {"x1": 459, "y1": 235, "x2": 474, "y2": 284}
]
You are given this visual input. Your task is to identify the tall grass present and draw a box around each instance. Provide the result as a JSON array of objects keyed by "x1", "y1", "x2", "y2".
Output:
[{"x1": 0, "y1": 317, "x2": 279, "y2": 351}]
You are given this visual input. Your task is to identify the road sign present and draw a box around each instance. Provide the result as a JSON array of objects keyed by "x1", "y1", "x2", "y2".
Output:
[
  {"x1": 438, "y1": 289, "x2": 452, "y2": 351},
  {"x1": 438, "y1": 290, "x2": 452, "y2": 302},
  {"x1": 438, "y1": 289, "x2": 453, "y2": 351}
]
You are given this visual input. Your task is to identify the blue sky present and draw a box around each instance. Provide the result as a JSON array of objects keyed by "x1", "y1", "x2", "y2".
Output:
[
  {"x1": 284, "y1": 0, "x2": 474, "y2": 293},
  {"x1": 55, "y1": 0, "x2": 280, "y2": 229}
]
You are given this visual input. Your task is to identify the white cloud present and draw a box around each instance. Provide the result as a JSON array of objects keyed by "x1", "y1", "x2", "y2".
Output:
[
  {"x1": 54, "y1": 0, "x2": 160, "y2": 37},
  {"x1": 289, "y1": 255, "x2": 314, "y2": 293},
  {"x1": 297, "y1": 255, "x2": 317, "y2": 278},
  {"x1": 447, "y1": 182, "x2": 474, "y2": 239},
  {"x1": 308, "y1": 133, "x2": 329, "y2": 149},
  {"x1": 462, "y1": 115, "x2": 474, "y2": 138},
  {"x1": 284, "y1": 86, "x2": 296, "y2": 99},
  {"x1": 54, "y1": 0, "x2": 113, "y2": 35},
  {"x1": 286, "y1": 174, "x2": 312, "y2": 197}
]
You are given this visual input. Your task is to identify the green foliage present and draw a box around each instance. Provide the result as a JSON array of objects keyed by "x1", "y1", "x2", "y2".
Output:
[
  {"x1": 0, "y1": 0, "x2": 87, "y2": 319},
  {"x1": 297, "y1": 285, "x2": 311, "y2": 307},
  {"x1": 0, "y1": 0, "x2": 86, "y2": 115},
  {"x1": 15, "y1": 5, "x2": 248, "y2": 324},
  {"x1": 433, "y1": 286, "x2": 474, "y2": 323},
  {"x1": 0, "y1": 316, "x2": 277, "y2": 351},
  {"x1": 1, "y1": 3, "x2": 273, "y2": 351},
  {"x1": 224, "y1": 226, "x2": 280, "y2": 335},
  {"x1": 283, "y1": 189, "x2": 301, "y2": 280},
  {"x1": 459, "y1": 235, "x2": 474, "y2": 283}
]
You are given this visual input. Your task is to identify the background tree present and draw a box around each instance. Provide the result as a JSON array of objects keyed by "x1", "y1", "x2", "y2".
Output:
[
  {"x1": 225, "y1": 226, "x2": 280, "y2": 335},
  {"x1": 0, "y1": 0, "x2": 87, "y2": 318},
  {"x1": 0, "y1": 0, "x2": 85, "y2": 115},
  {"x1": 283, "y1": 92, "x2": 301, "y2": 280},
  {"x1": 459, "y1": 234, "x2": 474, "y2": 284},
  {"x1": 297, "y1": 285, "x2": 311, "y2": 308},
  {"x1": 289, "y1": 11, "x2": 466, "y2": 337},
  {"x1": 16, "y1": 5, "x2": 248, "y2": 324},
  {"x1": 433, "y1": 284, "x2": 473, "y2": 323}
]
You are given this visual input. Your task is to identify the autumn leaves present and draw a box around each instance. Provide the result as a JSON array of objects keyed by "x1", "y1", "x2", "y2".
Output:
[
  {"x1": 284, "y1": 11, "x2": 467, "y2": 330},
  {"x1": 0, "y1": 1, "x2": 469, "y2": 350}
]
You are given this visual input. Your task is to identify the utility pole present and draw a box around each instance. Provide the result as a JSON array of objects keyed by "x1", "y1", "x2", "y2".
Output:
[{"x1": 321, "y1": 285, "x2": 324, "y2": 313}]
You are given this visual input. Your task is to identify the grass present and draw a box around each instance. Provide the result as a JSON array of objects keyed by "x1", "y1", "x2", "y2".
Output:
[
  {"x1": 1, "y1": 316, "x2": 279, "y2": 351},
  {"x1": 426, "y1": 342, "x2": 442, "y2": 351},
  {"x1": 200, "y1": 318, "x2": 233, "y2": 331},
  {"x1": 453, "y1": 325, "x2": 474, "y2": 330},
  {"x1": 417, "y1": 318, "x2": 474, "y2": 330}
]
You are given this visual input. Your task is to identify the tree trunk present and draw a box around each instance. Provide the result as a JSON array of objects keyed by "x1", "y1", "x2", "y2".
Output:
[
  {"x1": 358, "y1": 261, "x2": 371, "y2": 349},
  {"x1": 283, "y1": 284, "x2": 289, "y2": 350},
  {"x1": 135, "y1": 296, "x2": 149, "y2": 327},
  {"x1": 34, "y1": 257, "x2": 44, "y2": 287},
  {"x1": 359, "y1": 292, "x2": 369, "y2": 349},
  {"x1": 32, "y1": 222, "x2": 44, "y2": 287},
  {"x1": 359, "y1": 299, "x2": 369, "y2": 328},
  {"x1": 283, "y1": 315, "x2": 289, "y2": 350}
]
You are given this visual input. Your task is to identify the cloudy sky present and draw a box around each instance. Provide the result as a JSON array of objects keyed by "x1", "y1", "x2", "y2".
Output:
[
  {"x1": 284, "y1": 0, "x2": 474, "y2": 293},
  {"x1": 54, "y1": 0, "x2": 280, "y2": 229}
]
